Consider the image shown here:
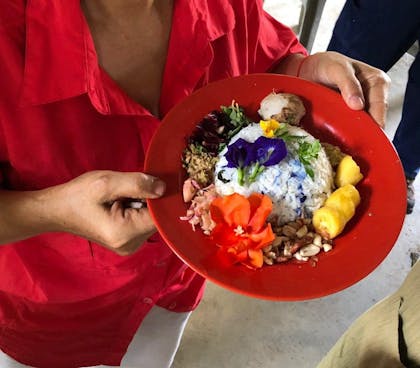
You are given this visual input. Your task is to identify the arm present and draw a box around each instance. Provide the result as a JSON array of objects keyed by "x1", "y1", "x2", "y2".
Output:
[
  {"x1": 0, "y1": 171, "x2": 166, "y2": 255},
  {"x1": 271, "y1": 53, "x2": 306, "y2": 76},
  {"x1": 0, "y1": 188, "x2": 57, "y2": 244}
]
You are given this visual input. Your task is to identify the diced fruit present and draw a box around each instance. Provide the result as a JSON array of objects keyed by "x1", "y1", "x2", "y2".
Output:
[
  {"x1": 313, "y1": 206, "x2": 346, "y2": 240},
  {"x1": 313, "y1": 185, "x2": 361, "y2": 239},
  {"x1": 325, "y1": 190, "x2": 356, "y2": 220},
  {"x1": 335, "y1": 155, "x2": 363, "y2": 187},
  {"x1": 334, "y1": 184, "x2": 361, "y2": 207}
]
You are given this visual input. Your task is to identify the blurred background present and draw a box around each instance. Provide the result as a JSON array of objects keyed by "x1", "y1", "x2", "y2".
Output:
[{"x1": 173, "y1": 1, "x2": 419, "y2": 367}]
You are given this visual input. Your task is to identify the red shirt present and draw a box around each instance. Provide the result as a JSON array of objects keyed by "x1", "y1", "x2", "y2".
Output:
[{"x1": 0, "y1": 1, "x2": 306, "y2": 367}]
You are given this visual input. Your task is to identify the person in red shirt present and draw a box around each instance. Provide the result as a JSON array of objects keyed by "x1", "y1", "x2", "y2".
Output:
[{"x1": 0, "y1": 0, "x2": 389, "y2": 367}]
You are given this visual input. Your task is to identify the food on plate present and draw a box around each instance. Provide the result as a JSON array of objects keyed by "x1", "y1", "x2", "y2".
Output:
[
  {"x1": 180, "y1": 182, "x2": 217, "y2": 235},
  {"x1": 337, "y1": 182, "x2": 361, "y2": 206},
  {"x1": 321, "y1": 142, "x2": 346, "y2": 168},
  {"x1": 213, "y1": 123, "x2": 333, "y2": 225},
  {"x1": 335, "y1": 154, "x2": 364, "y2": 187},
  {"x1": 312, "y1": 206, "x2": 346, "y2": 240},
  {"x1": 181, "y1": 92, "x2": 364, "y2": 268},
  {"x1": 258, "y1": 92, "x2": 306, "y2": 126},
  {"x1": 313, "y1": 184, "x2": 360, "y2": 239},
  {"x1": 210, "y1": 193, "x2": 275, "y2": 269},
  {"x1": 182, "y1": 144, "x2": 219, "y2": 186},
  {"x1": 325, "y1": 185, "x2": 357, "y2": 219}
]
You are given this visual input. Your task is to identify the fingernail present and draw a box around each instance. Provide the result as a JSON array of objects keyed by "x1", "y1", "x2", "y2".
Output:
[
  {"x1": 153, "y1": 180, "x2": 166, "y2": 196},
  {"x1": 349, "y1": 95, "x2": 364, "y2": 109}
]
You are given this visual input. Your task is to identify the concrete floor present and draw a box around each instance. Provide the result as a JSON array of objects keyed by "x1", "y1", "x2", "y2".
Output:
[{"x1": 172, "y1": 2, "x2": 420, "y2": 367}]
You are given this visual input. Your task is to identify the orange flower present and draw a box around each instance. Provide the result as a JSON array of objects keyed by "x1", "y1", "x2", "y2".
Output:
[{"x1": 210, "y1": 193, "x2": 275, "y2": 269}]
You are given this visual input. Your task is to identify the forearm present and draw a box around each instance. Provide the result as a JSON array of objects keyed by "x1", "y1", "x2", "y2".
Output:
[
  {"x1": 0, "y1": 188, "x2": 59, "y2": 244},
  {"x1": 271, "y1": 53, "x2": 307, "y2": 77}
]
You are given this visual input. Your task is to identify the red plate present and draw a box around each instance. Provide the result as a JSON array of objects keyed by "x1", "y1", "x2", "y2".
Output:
[{"x1": 145, "y1": 74, "x2": 406, "y2": 301}]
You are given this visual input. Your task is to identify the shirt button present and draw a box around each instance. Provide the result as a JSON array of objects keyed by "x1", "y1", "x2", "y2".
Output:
[
  {"x1": 168, "y1": 302, "x2": 177, "y2": 310},
  {"x1": 143, "y1": 297, "x2": 153, "y2": 305}
]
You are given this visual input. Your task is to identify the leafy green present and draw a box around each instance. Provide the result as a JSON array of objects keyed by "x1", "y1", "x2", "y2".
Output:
[
  {"x1": 220, "y1": 101, "x2": 252, "y2": 143},
  {"x1": 275, "y1": 129, "x2": 312, "y2": 177},
  {"x1": 274, "y1": 124, "x2": 306, "y2": 143},
  {"x1": 221, "y1": 102, "x2": 249, "y2": 125},
  {"x1": 297, "y1": 140, "x2": 321, "y2": 179},
  {"x1": 272, "y1": 123, "x2": 321, "y2": 180}
]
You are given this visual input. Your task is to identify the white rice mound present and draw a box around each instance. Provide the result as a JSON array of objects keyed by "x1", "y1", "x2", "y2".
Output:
[{"x1": 214, "y1": 123, "x2": 334, "y2": 225}]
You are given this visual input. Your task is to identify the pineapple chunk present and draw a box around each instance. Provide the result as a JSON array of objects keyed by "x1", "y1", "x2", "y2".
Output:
[
  {"x1": 325, "y1": 190, "x2": 356, "y2": 221},
  {"x1": 334, "y1": 184, "x2": 361, "y2": 207},
  {"x1": 313, "y1": 206, "x2": 346, "y2": 240},
  {"x1": 335, "y1": 155, "x2": 363, "y2": 187},
  {"x1": 313, "y1": 184, "x2": 361, "y2": 239}
]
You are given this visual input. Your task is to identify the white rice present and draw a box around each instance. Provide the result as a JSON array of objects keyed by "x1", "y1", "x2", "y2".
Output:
[{"x1": 214, "y1": 123, "x2": 333, "y2": 225}]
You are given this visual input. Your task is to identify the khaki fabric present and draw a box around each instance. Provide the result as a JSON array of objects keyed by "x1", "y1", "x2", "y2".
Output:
[
  {"x1": 317, "y1": 261, "x2": 420, "y2": 368},
  {"x1": 398, "y1": 260, "x2": 420, "y2": 366}
]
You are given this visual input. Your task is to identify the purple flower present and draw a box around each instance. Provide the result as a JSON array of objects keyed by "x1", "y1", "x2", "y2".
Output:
[
  {"x1": 224, "y1": 136, "x2": 287, "y2": 186},
  {"x1": 225, "y1": 138, "x2": 254, "y2": 168},
  {"x1": 252, "y1": 136, "x2": 287, "y2": 166}
]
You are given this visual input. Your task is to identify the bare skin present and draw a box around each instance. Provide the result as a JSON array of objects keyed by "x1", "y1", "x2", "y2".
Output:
[
  {"x1": 0, "y1": 171, "x2": 165, "y2": 255},
  {"x1": 0, "y1": 1, "x2": 390, "y2": 255},
  {"x1": 0, "y1": 1, "x2": 173, "y2": 255},
  {"x1": 274, "y1": 53, "x2": 390, "y2": 128},
  {"x1": 81, "y1": 0, "x2": 173, "y2": 116}
]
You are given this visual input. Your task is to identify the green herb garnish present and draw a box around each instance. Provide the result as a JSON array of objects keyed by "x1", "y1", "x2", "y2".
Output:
[
  {"x1": 220, "y1": 101, "x2": 252, "y2": 144},
  {"x1": 272, "y1": 123, "x2": 321, "y2": 180},
  {"x1": 297, "y1": 140, "x2": 321, "y2": 179},
  {"x1": 274, "y1": 123, "x2": 305, "y2": 143}
]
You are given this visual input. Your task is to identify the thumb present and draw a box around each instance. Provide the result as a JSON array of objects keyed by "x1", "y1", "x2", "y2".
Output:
[{"x1": 99, "y1": 171, "x2": 166, "y2": 202}]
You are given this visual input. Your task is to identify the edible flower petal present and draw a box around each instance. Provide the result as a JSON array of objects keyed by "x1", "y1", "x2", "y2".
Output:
[
  {"x1": 210, "y1": 192, "x2": 250, "y2": 228},
  {"x1": 246, "y1": 249, "x2": 264, "y2": 269},
  {"x1": 247, "y1": 193, "x2": 273, "y2": 232},
  {"x1": 210, "y1": 193, "x2": 275, "y2": 269},
  {"x1": 252, "y1": 136, "x2": 287, "y2": 167},
  {"x1": 224, "y1": 138, "x2": 253, "y2": 168},
  {"x1": 260, "y1": 119, "x2": 280, "y2": 138}
]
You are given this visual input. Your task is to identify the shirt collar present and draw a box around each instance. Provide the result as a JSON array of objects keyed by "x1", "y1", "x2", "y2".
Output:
[
  {"x1": 20, "y1": 0, "x2": 235, "y2": 116},
  {"x1": 21, "y1": 0, "x2": 88, "y2": 106}
]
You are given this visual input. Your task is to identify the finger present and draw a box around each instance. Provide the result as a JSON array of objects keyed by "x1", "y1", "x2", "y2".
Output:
[
  {"x1": 109, "y1": 201, "x2": 157, "y2": 234},
  {"x1": 356, "y1": 64, "x2": 390, "y2": 128},
  {"x1": 127, "y1": 207, "x2": 157, "y2": 235},
  {"x1": 365, "y1": 96, "x2": 388, "y2": 129},
  {"x1": 97, "y1": 171, "x2": 166, "y2": 202},
  {"x1": 328, "y1": 62, "x2": 365, "y2": 111},
  {"x1": 99, "y1": 202, "x2": 157, "y2": 252}
]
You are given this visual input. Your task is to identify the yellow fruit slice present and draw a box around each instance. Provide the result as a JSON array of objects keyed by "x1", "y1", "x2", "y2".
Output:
[
  {"x1": 313, "y1": 206, "x2": 346, "y2": 240},
  {"x1": 335, "y1": 184, "x2": 361, "y2": 207},
  {"x1": 335, "y1": 155, "x2": 364, "y2": 187},
  {"x1": 325, "y1": 190, "x2": 356, "y2": 221},
  {"x1": 314, "y1": 185, "x2": 360, "y2": 239}
]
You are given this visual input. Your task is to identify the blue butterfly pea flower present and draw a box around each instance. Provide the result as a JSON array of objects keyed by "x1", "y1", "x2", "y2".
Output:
[
  {"x1": 252, "y1": 136, "x2": 287, "y2": 166},
  {"x1": 225, "y1": 138, "x2": 254, "y2": 168}
]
